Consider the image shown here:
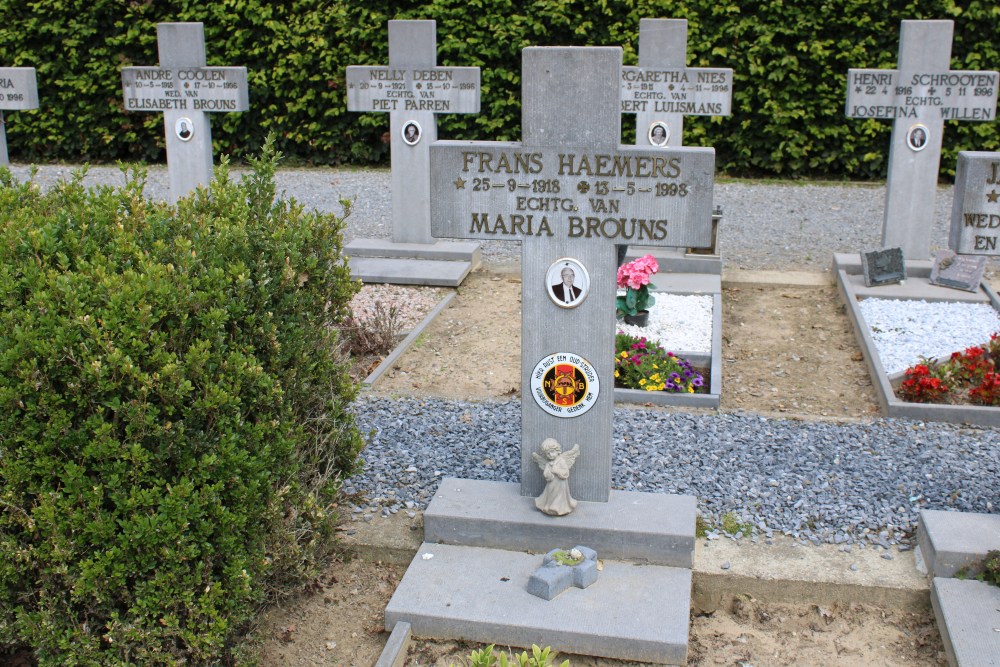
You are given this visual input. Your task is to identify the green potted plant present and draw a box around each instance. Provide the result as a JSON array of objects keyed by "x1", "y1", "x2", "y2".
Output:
[{"x1": 616, "y1": 254, "x2": 658, "y2": 326}]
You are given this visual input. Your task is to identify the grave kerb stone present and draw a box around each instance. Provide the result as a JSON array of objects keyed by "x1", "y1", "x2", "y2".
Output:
[
  {"x1": 950, "y1": 151, "x2": 1000, "y2": 254},
  {"x1": 121, "y1": 23, "x2": 249, "y2": 203},
  {"x1": 845, "y1": 19, "x2": 999, "y2": 260},
  {"x1": 346, "y1": 20, "x2": 480, "y2": 245},
  {"x1": 0, "y1": 67, "x2": 39, "y2": 166},
  {"x1": 430, "y1": 47, "x2": 714, "y2": 502}
]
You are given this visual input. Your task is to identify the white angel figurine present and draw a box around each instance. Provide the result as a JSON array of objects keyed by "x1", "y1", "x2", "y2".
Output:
[{"x1": 531, "y1": 438, "x2": 581, "y2": 516}]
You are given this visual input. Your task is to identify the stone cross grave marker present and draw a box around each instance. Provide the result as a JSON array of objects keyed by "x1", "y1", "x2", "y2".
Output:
[
  {"x1": 622, "y1": 18, "x2": 733, "y2": 149},
  {"x1": 0, "y1": 66, "x2": 38, "y2": 166},
  {"x1": 846, "y1": 19, "x2": 998, "y2": 260},
  {"x1": 430, "y1": 47, "x2": 715, "y2": 502},
  {"x1": 949, "y1": 151, "x2": 1000, "y2": 255},
  {"x1": 622, "y1": 17, "x2": 732, "y2": 262},
  {"x1": 347, "y1": 20, "x2": 480, "y2": 245},
  {"x1": 121, "y1": 22, "x2": 249, "y2": 204}
]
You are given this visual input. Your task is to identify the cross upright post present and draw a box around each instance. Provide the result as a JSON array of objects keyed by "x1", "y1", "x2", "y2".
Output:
[
  {"x1": 431, "y1": 47, "x2": 715, "y2": 502},
  {"x1": 121, "y1": 23, "x2": 250, "y2": 203},
  {"x1": 0, "y1": 67, "x2": 38, "y2": 166},
  {"x1": 846, "y1": 20, "x2": 998, "y2": 260},
  {"x1": 345, "y1": 20, "x2": 482, "y2": 285},
  {"x1": 622, "y1": 18, "x2": 732, "y2": 265}
]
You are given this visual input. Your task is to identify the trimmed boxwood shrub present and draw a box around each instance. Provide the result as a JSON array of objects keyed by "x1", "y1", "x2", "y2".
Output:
[{"x1": 0, "y1": 136, "x2": 365, "y2": 665}]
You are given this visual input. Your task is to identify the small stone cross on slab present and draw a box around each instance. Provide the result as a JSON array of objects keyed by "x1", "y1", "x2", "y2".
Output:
[{"x1": 430, "y1": 47, "x2": 715, "y2": 502}]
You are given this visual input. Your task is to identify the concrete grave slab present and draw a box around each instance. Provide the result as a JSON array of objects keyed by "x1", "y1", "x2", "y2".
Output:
[
  {"x1": 347, "y1": 256, "x2": 474, "y2": 287},
  {"x1": 918, "y1": 510, "x2": 1000, "y2": 579},
  {"x1": 385, "y1": 542, "x2": 691, "y2": 665},
  {"x1": 423, "y1": 478, "x2": 696, "y2": 567},
  {"x1": 931, "y1": 577, "x2": 1000, "y2": 667}
]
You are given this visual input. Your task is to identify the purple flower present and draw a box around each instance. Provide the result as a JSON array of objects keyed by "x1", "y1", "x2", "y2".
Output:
[{"x1": 692, "y1": 376, "x2": 704, "y2": 387}]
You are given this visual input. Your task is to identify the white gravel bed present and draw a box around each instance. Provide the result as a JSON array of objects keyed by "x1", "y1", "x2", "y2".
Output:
[
  {"x1": 857, "y1": 297, "x2": 1000, "y2": 375},
  {"x1": 616, "y1": 293, "x2": 713, "y2": 353}
]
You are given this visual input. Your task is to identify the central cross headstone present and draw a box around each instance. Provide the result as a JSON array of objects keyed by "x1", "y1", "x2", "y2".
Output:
[
  {"x1": 121, "y1": 23, "x2": 249, "y2": 203},
  {"x1": 845, "y1": 20, "x2": 998, "y2": 260},
  {"x1": 347, "y1": 20, "x2": 480, "y2": 245},
  {"x1": 431, "y1": 47, "x2": 715, "y2": 502},
  {"x1": 0, "y1": 66, "x2": 38, "y2": 166}
]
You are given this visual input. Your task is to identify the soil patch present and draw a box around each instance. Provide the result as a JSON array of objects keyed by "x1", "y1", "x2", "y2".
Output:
[{"x1": 371, "y1": 270, "x2": 882, "y2": 419}]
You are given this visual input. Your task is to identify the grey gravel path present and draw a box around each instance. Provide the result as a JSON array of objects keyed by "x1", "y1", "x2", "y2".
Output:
[
  {"x1": 4, "y1": 164, "x2": 962, "y2": 272},
  {"x1": 8, "y1": 163, "x2": 999, "y2": 546}
]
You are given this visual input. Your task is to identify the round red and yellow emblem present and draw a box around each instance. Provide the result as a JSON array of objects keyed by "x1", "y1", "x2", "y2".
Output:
[{"x1": 529, "y1": 352, "x2": 600, "y2": 418}]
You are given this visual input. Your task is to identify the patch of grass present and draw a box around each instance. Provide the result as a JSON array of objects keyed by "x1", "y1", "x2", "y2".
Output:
[{"x1": 720, "y1": 511, "x2": 754, "y2": 538}]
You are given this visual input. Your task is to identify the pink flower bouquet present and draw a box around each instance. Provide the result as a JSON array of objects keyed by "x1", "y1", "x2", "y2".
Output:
[{"x1": 616, "y1": 254, "x2": 658, "y2": 317}]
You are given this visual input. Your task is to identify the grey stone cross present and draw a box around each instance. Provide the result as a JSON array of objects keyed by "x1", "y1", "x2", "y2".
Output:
[
  {"x1": 846, "y1": 20, "x2": 998, "y2": 260},
  {"x1": 624, "y1": 18, "x2": 733, "y2": 149},
  {"x1": 0, "y1": 66, "x2": 38, "y2": 166},
  {"x1": 430, "y1": 47, "x2": 715, "y2": 502},
  {"x1": 121, "y1": 23, "x2": 249, "y2": 203},
  {"x1": 347, "y1": 20, "x2": 480, "y2": 245}
]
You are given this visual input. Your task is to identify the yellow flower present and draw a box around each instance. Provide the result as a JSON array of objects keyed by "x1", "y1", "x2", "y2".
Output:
[
  {"x1": 620, "y1": 351, "x2": 628, "y2": 358},
  {"x1": 614, "y1": 370, "x2": 619, "y2": 378},
  {"x1": 639, "y1": 379, "x2": 646, "y2": 385},
  {"x1": 688, "y1": 386, "x2": 695, "y2": 393}
]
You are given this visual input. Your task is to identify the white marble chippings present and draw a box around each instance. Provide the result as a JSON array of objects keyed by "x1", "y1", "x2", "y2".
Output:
[
  {"x1": 616, "y1": 293, "x2": 713, "y2": 354},
  {"x1": 858, "y1": 298, "x2": 1000, "y2": 375}
]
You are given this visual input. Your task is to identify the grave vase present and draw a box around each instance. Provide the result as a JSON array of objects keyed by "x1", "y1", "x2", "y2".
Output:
[{"x1": 623, "y1": 310, "x2": 650, "y2": 327}]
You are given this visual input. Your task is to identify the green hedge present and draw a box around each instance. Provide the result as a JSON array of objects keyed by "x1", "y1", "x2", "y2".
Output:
[
  {"x1": 0, "y1": 138, "x2": 364, "y2": 665},
  {"x1": 0, "y1": 0, "x2": 997, "y2": 178}
]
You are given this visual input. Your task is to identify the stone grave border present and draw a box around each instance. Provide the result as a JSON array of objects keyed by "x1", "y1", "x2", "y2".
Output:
[
  {"x1": 612, "y1": 289, "x2": 722, "y2": 409},
  {"x1": 834, "y1": 253, "x2": 1000, "y2": 425}
]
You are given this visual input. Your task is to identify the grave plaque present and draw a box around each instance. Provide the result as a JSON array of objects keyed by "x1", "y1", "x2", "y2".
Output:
[
  {"x1": 346, "y1": 20, "x2": 480, "y2": 246},
  {"x1": 929, "y1": 249, "x2": 986, "y2": 292},
  {"x1": 949, "y1": 152, "x2": 1000, "y2": 255},
  {"x1": 0, "y1": 67, "x2": 39, "y2": 166},
  {"x1": 121, "y1": 23, "x2": 249, "y2": 203},
  {"x1": 845, "y1": 20, "x2": 999, "y2": 260},
  {"x1": 861, "y1": 247, "x2": 905, "y2": 287},
  {"x1": 431, "y1": 47, "x2": 715, "y2": 502}
]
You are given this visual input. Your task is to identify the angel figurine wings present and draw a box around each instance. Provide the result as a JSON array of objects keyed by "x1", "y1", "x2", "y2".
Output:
[{"x1": 531, "y1": 438, "x2": 581, "y2": 516}]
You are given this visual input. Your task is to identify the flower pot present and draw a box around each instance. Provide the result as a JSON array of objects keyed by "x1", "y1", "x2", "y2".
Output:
[{"x1": 623, "y1": 310, "x2": 649, "y2": 327}]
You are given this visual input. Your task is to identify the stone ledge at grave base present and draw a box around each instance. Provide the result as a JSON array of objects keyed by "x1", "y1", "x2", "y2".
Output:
[
  {"x1": 931, "y1": 578, "x2": 1000, "y2": 667},
  {"x1": 918, "y1": 510, "x2": 1000, "y2": 579},
  {"x1": 423, "y1": 477, "x2": 696, "y2": 568},
  {"x1": 834, "y1": 252, "x2": 1000, "y2": 426},
  {"x1": 345, "y1": 239, "x2": 481, "y2": 287},
  {"x1": 341, "y1": 510, "x2": 932, "y2": 612},
  {"x1": 385, "y1": 542, "x2": 691, "y2": 665}
]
